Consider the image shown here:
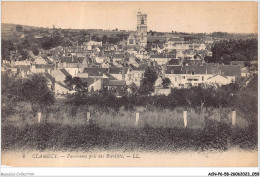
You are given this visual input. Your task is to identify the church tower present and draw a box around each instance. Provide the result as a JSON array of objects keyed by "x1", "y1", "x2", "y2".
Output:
[{"x1": 137, "y1": 10, "x2": 147, "y2": 48}]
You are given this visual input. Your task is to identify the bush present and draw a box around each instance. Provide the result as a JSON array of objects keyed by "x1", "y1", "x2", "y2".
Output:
[{"x1": 2, "y1": 121, "x2": 257, "y2": 152}]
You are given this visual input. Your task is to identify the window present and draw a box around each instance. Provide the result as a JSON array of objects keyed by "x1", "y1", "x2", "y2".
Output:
[
  {"x1": 129, "y1": 39, "x2": 134, "y2": 44},
  {"x1": 175, "y1": 77, "x2": 177, "y2": 82},
  {"x1": 182, "y1": 76, "x2": 185, "y2": 79},
  {"x1": 202, "y1": 76, "x2": 204, "y2": 81},
  {"x1": 192, "y1": 71, "x2": 195, "y2": 75},
  {"x1": 141, "y1": 17, "x2": 144, "y2": 25}
]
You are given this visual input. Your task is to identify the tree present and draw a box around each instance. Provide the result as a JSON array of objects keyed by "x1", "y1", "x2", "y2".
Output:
[
  {"x1": 16, "y1": 25, "x2": 23, "y2": 32},
  {"x1": 144, "y1": 66, "x2": 158, "y2": 85},
  {"x1": 31, "y1": 45, "x2": 39, "y2": 56},
  {"x1": 102, "y1": 35, "x2": 108, "y2": 43},
  {"x1": 91, "y1": 35, "x2": 101, "y2": 42},
  {"x1": 1, "y1": 40, "x2": 14, "y2": 61},
  {"x1": 211, "y1": 39, "x2": 258, "y2": 63},
  {"x1": 244, "y1": 61, "x2": 252, "y2": 68},
  {"x1": 1, "y1": 71, "x2": 24, "y2": 118},
  {"x1": 2, "y1": 72, "x2": 55, "y2": 122},
  {"x1": 72, "y1": 77, "x2": 85, "y2": 92},
  {"x1": 162, "y1": 78, "x2": 171, "y2": 88},
  {"x1": 128, "y1": 83, "x2": 138, "y2": 94},
  {"x1": 21, "y1": 74, "x2": 55, "y2": 108},
  {"x1": 18, "y1": 49, "x2": 29, "y2": 60},
  {"x1": 64, "y1": 75, "x2": 73, "y2": 88},
  {"x1": 18, "y1": 39, "x2": 31, "y2": 50},
  {"x1": 139, "y1": 78, "x2": 154, "y2": 95},
  {"x1": 64, "y1": 76, "x2": 88, "y2": 92},
  {"x1": 139, "y1": 67, "x2": 158, "y2": 95}
]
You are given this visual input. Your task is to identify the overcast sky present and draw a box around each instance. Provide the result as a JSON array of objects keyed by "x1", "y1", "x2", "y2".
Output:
[{"x1": 2, "y1": 1, "x2": 258, "y2": 33}]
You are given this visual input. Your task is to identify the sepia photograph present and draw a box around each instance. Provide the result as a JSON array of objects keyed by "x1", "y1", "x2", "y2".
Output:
[{"x1": 0, "y1": 0, "x2": 258, "y2": 174}]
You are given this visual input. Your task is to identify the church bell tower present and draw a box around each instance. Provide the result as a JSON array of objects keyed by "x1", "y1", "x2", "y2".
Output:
[{"x1": 137, "y1": 10, "x2": 147, "y2": 48}]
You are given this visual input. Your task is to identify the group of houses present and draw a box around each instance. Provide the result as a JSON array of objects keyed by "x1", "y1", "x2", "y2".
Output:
[
  {"x1": 2, "y1": 48, "x2": 250, "y2": 97},
  {"x1": 1, "y1": 11, "x2": 253, "y2": 97}
]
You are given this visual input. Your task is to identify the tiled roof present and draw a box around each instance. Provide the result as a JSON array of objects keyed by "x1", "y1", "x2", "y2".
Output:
[
  {"x1": 150, "y1": 54, "x2": 176, "y2": 58},
  {"x1": 60, "y1": 69, "x2": 71, "y2": 77},
  {"x1": 108, "y1": 67, "x2": 128, "y2": 74},
  {"x1": 45, "y1": 72, "x2": 55, "y2": 83},
  {"x1": 166, "y1": 66, "x2": 183, "y2": 74},
  {"x1": 218, "y1": 65, "x2": 241, "y2": 77},
  {"x1": 35, "y1": 64, "x2": 54, "y2": 69},
  {"x1": 60, "y1": 56, "x2": 85, "y2": 63},
  {"x1": 107, "y1": 80, "x2": 126, "y2": 86},
  {"x1": 207, "y1": 74, "x2": 228, "y2": 80},
  {"x1": 168, "y1": 59, "x2": 180, "y2": 65},
  {"x1": 56, "y1": 81, "x2": 71, "y2": 90},
  {"x1": 28, "y1": 51, "x2": 36, "y2": 59},
  {"x1": 166, "y1": 64, "x2": 241, "y2": 76},
  {"x1": 65, "y1": 63, "x2": 81, "y2": 68},
  {"x1": 83, "y1": 68, "x2": 109, "y2": 76},
  {"x1": 105, "y1": 74, "x2": 118, "y2": 80},
  {"x1": 13, "y1": 65, "x2": 31, "y2": 72}
]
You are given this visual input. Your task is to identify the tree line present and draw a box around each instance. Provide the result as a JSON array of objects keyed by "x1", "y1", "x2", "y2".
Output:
[{"x1": 208, "y1": 39, "x2": 257, "y2": 64}]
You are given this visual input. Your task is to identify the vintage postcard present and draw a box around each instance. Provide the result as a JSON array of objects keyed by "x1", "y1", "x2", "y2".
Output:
[{"x1": 1, "y1": 1, "x2": 258, "y2": 171}]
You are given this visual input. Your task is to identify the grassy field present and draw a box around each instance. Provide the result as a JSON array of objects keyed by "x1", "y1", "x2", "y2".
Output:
[
  {"x1": 4, "y1": 102, "x2": 251, "y2": 129},
  {"x1": 2, "y1": 102, "x2": 257, "y2": 152}
]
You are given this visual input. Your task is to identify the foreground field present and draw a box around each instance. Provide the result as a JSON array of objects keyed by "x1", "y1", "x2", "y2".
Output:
[
  {"x1": 2, "y1": 103, "x2": 257, "y2": 152},
  {"x1": 2, "y1": 118, "x2": 257, "y2": 152},
  {"x1": 4, "y1": 103, "x2": 251, "y2": 129}
]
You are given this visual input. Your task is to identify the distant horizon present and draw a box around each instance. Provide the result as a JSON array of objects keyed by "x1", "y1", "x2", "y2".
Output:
[
  {"x1": 2, "y1": 2, "x2": 258, "y2": 34},
  {"x1": 2, "y1": 22, "x2": 258, "y2": 35}
]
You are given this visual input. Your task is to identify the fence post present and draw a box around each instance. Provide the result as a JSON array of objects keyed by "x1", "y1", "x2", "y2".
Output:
[
  {"x1": 87, "y1": 112, "x2": 90, "y2": 123},
  {"x1": 232, "y1": 111, "x2": 236, "y2": 126},
  {"x1": 37, "y1": 112, "x2": 41, "y2": 123},
  {"x1": 183, "y1": 111, "x2": 187, "y2": 128},
  {"x1": 135, "y1": 112, "x2": 140, "y2": 126}
]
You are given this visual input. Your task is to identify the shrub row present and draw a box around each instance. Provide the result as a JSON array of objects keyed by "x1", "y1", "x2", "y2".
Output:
[
  {"x1": 2, "y1": 119, "x2": 257, "y2": 152},
  {"x1": 67, "y1": 85, "x2": 257, "y2": 122}
]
